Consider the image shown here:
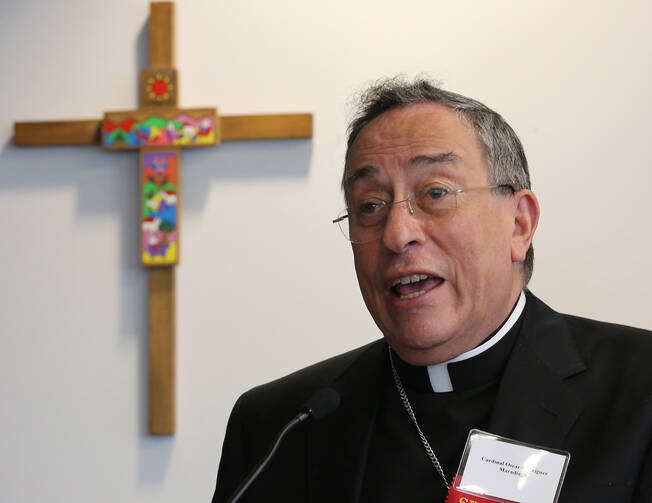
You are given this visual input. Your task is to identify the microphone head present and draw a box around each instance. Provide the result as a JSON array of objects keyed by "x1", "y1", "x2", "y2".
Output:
[{"x1": 302, "y1": 388, "x2": 341, "y2": 421}]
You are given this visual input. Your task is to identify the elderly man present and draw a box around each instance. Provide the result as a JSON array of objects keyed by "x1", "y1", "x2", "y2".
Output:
[{"x1": 212, "y1": 78, "x2": 652, "y2": 502}]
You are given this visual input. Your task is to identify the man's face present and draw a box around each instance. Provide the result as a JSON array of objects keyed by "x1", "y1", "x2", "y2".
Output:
[{"x1": 345, "y1": 103, "x2": 524, "y2": 365}]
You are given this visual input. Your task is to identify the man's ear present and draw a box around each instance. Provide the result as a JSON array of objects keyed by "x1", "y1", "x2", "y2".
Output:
[{"x1": 511, "y1": 190, "x2": 540, "y2": 263}]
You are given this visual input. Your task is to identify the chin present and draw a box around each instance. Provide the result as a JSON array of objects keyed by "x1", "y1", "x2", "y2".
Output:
[{"x1": 386, "y1": 329, "x2": 457, "y2": 366}]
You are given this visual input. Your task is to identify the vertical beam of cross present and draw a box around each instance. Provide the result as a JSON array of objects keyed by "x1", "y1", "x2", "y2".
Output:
[{"x1": 143, "y1": 1, "x2": 177, "y2": 436}]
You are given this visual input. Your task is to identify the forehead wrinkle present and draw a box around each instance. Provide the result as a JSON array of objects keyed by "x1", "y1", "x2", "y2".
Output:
[
  {"x1": 409, "y1": 152, "x2": 458, "y2": 168},
  {"x1": 343, "y1": 164, "x2": 380, "y2": 192},
  {"x1": 344, "y1": 151, "x2": 459, "y2": 191}
]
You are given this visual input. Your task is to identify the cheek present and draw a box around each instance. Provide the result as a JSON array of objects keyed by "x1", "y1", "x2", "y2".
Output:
[
  {"x1": 353, "y1": 247, "x2": 379, "y2": 296},
  {"x1": 435, "y1": 216, "x2": 511, "y2": 286},
  {"x1": 352, "y1": 248, "x2": 390, "y2": 330},
  {"x1": 470, "y1": 218, "x2": 515, "y2": 282}
]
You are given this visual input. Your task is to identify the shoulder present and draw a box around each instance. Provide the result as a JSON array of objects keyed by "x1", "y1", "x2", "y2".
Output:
[
  {"x1": 525, "y1": 291, "x2": 652, "y2": 396},
  {"x1": 525, "y1": 290, "x2": 652, "y2": 355},
  {"x1": 562, "y1": 312, "x2": 652, "y2": 350},
  {"x1": 235, "y1": 339, "x2": 386, "y2": 420},
  {"x1": 562, "y1": 313, "x2": 652, "y2": 382}
]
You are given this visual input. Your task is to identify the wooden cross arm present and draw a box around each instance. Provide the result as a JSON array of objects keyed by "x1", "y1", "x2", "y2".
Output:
[
  {"x1": 13, "y1": 113, "x2": 312, "y2": 147},
  {"x1": 14, "y1": 120, "x2": 102, "y2": 146},
  {"x1": 221, "y1": 113, "x2": 312, "y2": 141}
]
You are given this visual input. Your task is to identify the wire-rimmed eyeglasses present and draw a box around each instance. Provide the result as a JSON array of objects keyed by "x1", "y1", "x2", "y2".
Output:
[{"x1": 333, "y1": 184, "x2": 515, "y2": 244}]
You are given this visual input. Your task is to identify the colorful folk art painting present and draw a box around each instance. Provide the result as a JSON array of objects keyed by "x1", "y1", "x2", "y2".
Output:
[
  {"x1": 140, "y1": 69, "x2": 178, "y2": 107},
  {"x1": 141, "y1": 150, "x2": 179, "y2": 266},
  {"x1": 105, "y1": 114, "x2": 215, "y2": 148},
  {"x1": 146, "y1": 73, "x2": 174, "y2": 103}
]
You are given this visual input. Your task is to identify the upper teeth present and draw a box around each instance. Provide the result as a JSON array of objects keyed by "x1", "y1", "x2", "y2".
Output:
[{"x1": 392, "y1": 274, "x2": 430, "y2": 287}]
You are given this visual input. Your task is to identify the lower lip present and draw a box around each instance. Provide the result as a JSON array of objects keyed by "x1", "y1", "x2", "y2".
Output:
[{"x1": 389, "y1": 278, "x2": 445, "y2": 305}]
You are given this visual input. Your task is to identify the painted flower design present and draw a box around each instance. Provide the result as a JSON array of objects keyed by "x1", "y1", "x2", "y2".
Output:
[{"x1": 146, "y1": 73, "x2": 174, "y2": 102}]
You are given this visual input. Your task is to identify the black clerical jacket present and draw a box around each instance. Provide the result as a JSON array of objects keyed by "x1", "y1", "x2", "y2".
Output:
[{"x1": 212, "y1": 292, "x2": 652, "y2": 502}]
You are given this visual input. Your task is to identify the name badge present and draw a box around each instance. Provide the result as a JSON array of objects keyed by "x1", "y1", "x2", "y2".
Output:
[{"x1": 445, "y1": 430, "x2": 570, "y2": 503}]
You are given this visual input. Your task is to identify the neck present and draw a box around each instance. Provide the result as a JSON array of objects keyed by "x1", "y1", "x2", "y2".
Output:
[
  {"x1": 393, "y1": 285, "x2": 524, "y2": 366},
  {"x1": 426, "y1": 291, "x2": 526, "y2": 392}
]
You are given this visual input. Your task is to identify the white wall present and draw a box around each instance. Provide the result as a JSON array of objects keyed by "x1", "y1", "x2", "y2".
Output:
[{"x1": 2, "y1": 0, "x2": 651, "y2": 501}]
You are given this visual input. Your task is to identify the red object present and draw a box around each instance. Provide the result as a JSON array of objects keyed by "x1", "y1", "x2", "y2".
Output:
[
  {"x1": 445, "y1": 487, "x2": 517, "y2": 503},
  {"x1": 104, "y1": 119, "x2": 136, "y2": 133},
  {"x1": 445, "y1": 475, "x2": 519, "y2": 503},
  {"x1": 119, "y1": 119, "x2": 136, "y2": 131},
  {"x1": 152, "y1": 79, "x2": 168, "y2": 96}
]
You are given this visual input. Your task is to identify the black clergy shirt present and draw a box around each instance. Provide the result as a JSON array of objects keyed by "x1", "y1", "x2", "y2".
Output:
[{"x1": 359, "y1": 300, "x2": 524, "y2": 502}]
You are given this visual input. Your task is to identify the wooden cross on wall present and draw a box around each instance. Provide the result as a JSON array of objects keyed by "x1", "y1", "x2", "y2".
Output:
[{"x1": 13, "y1": 2, "x2": 312, "y2": 435}]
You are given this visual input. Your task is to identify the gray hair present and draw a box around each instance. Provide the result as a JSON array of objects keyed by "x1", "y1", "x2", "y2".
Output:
[{"x1": 344, "y1": 76, "x2": 534, "y2": 285}]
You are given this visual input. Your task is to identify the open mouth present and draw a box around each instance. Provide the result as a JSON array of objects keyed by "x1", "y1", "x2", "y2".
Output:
[{"x1": 390, "y1": 273, "x2": 444, "y2": 299}]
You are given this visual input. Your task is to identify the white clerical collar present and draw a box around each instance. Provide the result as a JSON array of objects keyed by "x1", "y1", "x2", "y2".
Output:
[{"x1": 426, "y1": 291, "x2": 526, "y2": 393}]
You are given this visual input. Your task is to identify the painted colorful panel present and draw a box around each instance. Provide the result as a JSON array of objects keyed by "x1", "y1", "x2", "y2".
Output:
[
  {"x1": 141, "y1": 150, "x2": 180, "y2": 266},
  {"x1": 105, "y1": 113, "x2": 216, "y2": 148},
  {"x1": 140, "y1": 69, "x2": 178, "y2": 107}
]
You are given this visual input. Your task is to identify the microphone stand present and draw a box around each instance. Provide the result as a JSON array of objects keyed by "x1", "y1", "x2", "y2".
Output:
[{"x1": 225, "y1": 411, "x2": 310, "y2": 503}]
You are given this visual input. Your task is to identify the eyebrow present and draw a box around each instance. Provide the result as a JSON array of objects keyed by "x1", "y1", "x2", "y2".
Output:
[
  {"x1": 408, "y1": 152, "x2": 458, "y2": 167},
  {"x1": 343, "y1": 151, "x2": 458, "y2": 191},
  {"x1": 342, "y1": 165, "x2": 377, "y2": 190}
]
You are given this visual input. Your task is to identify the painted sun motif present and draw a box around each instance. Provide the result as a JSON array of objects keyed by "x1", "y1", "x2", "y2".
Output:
[{"x1": 146, "y1": 73, "x2": 174, "y2": 102}]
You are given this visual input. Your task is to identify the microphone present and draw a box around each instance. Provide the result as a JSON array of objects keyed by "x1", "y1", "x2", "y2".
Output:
[
  {"x1": 301, "y1": 387, "x2": 341, "y2": 420},
  {"x1": 225, "y1": 388, "x2": 341, "y2": 503}
]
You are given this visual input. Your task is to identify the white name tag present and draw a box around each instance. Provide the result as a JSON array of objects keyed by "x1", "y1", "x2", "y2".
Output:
[{"x1": 452, "y1": 430, "x2": 570, "y2": 503}]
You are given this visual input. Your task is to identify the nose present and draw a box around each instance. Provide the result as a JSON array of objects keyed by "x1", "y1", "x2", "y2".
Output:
[
  {"x1": 393, "y1": 195, "x2": 415, "y2": 216},
  {"x1": 381, "y1": 193, "x2": 425, "y2": 253}
]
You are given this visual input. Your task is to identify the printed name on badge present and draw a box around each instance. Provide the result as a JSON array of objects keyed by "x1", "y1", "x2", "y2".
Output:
[{"x1": 449, "y1": 430, "x2": 570, "y2": 503}]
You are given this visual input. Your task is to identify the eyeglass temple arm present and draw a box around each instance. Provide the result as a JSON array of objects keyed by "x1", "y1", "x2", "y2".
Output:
[
  {"x1": 332, "y1": 215, "x2": 348, "y2": 224},
  {"x1": 456, "y1": 184, "x2": 515, "y2": 194}
]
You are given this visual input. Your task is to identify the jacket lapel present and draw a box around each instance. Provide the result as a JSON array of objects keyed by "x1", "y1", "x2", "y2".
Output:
[
  {"x1": 489, "y1": 292, "x2": 586, "y2": 448},
  {"x1": 307, "y1": 340, "x2": 387, "y2": 503}
]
